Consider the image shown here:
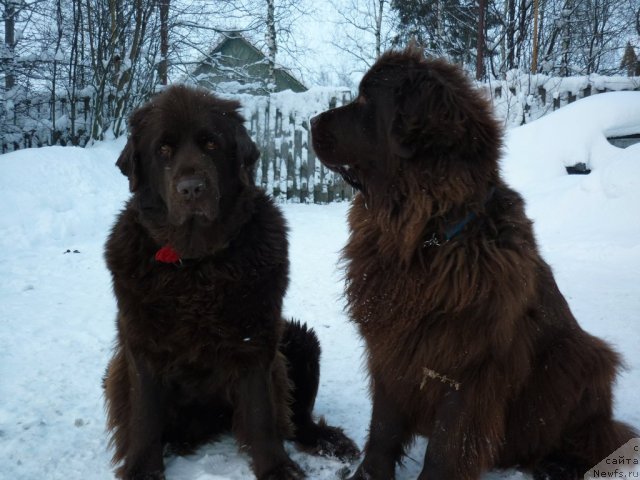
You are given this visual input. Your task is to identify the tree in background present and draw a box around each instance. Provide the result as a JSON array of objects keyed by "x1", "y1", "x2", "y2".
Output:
[
  {"x1": 83, "y1": 0, "x2": 160, "y2": 139},
  {"x1": 620, "y1": 42, "x2": 639, "y2": 76},
  {"x1": 3, "y1": 0, "x2": 639, "y2": 152},
  {"x1": 476, "y1": 0, "x2": 487, "y2": 79},
  {"x1": 158, "y1": 0, "x2": 170, "y2": 86},
  {"x1": 392, "y1": 0, "x2": 478, "y2": 66},
  {"x1": 2, "y1": 0, "x2": 66, "y2": 148},
  {"x1": 205, "y1": 0, "x2": 311, "y2": 88},
  {"x1": 2, "y1": 0, "x2": 236, "y2": 148},
  {"x1": 390, "y1": 0, "x2": 638, "y2": 78},
  {"x1": 574, "y1": 0, "x2": 638, "y2": 75},
  {"x1": 391, "y1": 0, "x2": 502, "y2": 78},
  {"x1": 2, "y1": 0, "x2": 54, "y2": 92},
  {"x1": 2, "y1": 0, "x2": 19, "y2": 90},
  {"x1": 329, "y1": 0, "x2": 397, "y2": 76}
]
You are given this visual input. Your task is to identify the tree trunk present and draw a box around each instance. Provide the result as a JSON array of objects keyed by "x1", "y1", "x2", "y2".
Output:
[
  {"x1": 159, "y1": 0, "x2": 170, "y2": 86},
  {"x1": 436, "y1": 0, "x2": 444, "y2": 52},
  {"x1": 531, "y1": 0, "x2": 539, "y2": 73},
  {"x1": 514, "y1": 0, "x2": 528, "y2": 69},
  {"x1": 375, "y1": 0, "x2": 385, "y2": 58},
  {"x1": 560, "y1": 0, "x2": 573, "y2": 76},
  {"x1": 4, "y1": 1, "x2": 16, "y2": 90},
  {"x1": 51, "y1": 0, "x2": 65, "y2": 143},
  {"x1": 476, "y1": 0, "x2": 486, "y2": 80},
  {"x1": 266, "y1": 0, "x2": 277, "y2": 93},
  {"x1": 506, "y1": 0, "x2": 516, "y2": 70},
  {"x1": 112, "y1": 0, "x2": 154, "y2": 137},
  {"x1": 69, "y1": 0, "x2": 83, "y2": 143}
]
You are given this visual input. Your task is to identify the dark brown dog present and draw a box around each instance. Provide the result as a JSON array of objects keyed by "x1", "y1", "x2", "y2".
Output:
[
  {"x1": 104, "y1": 85, "x2": 357, "y2": 480},
  {"x1": 311, "y1": 47, "x2": 637, "y2": 480}
]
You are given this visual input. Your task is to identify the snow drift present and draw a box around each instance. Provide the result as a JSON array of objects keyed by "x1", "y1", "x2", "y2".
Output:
[{"x1": 0, "y1": 92, "x2": 638, "y2": 479}]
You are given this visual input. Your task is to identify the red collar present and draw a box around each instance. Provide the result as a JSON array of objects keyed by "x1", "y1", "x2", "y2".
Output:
[{"x1": 155, "y1": 245, "x2": 181, "y2": 264}]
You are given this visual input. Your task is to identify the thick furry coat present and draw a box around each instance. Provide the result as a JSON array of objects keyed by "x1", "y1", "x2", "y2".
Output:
[
  {"x1": 311, "y1": 47, "x2": 637, "y2": 480},
  {"x1": 104, "y1": 86, "x2": 356, "y2": 480}
]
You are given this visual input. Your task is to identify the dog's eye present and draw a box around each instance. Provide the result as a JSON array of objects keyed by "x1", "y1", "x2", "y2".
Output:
[
  {"x1": 159, "y1": 144, "x2": 173, "y2": 158},
  {"x1": 204, "y1": 140, "x2": 218, "y2": 151}
]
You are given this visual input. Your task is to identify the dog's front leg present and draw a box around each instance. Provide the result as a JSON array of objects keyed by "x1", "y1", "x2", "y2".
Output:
[
  {"x1": 233, "y1": 364, "x2": 305, "y2": 480},
  {"x1": 347, "y1": 377, "x2": 411, "y2": 480},
  {"x1": 122, "y1": 350, "x2": 166, "y2": 480},
  {"x1": 419, "y1": 376, "x2": 505, "y2": 480}
]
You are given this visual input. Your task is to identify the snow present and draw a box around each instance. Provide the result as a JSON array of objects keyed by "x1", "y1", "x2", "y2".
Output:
[
  {"x1": 486, "y1": 73, "x2": 640, "y2": 128},
  {"x1": 503, "y1": 91, "x2": 640, "y2": 183},
  {"x1": 1, "y1": 92, "x2": 639, "y2": 479}
]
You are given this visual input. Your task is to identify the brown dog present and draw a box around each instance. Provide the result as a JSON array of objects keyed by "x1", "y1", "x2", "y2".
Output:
[
  {"x1": 311, "y1": 47, "x2": 637, "y2": 480},
  {"x1": 103, "y1": 85, "x2": 357, "y2": 480}
]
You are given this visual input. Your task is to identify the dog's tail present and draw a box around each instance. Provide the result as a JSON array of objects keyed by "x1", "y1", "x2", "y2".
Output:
[
  {"x1": 280, "y1": 319, "x2": 321, "y2": 422},
  {"x1": 533, "y1": 419, "x2": 638, "y2": 480},
  {"x1": 587, "y1": 418, "x2": 638, "y2": 464},
  {"x1": 279, "y1": 319, "x2": 360, "y2": 461}
]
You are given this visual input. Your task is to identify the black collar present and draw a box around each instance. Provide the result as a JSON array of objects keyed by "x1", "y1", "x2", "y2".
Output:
[{"x1": 424, "y1": 187, "x2": 495, "y2": 247}]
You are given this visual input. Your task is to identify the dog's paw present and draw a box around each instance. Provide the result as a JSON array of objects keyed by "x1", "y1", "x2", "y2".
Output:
[
  {"x1": 295, "y1": 419, "x2": 360, "y2": 461},
  {"x1": 343, "y1": 468, "x2": 373, "y2": 480},
  {"x1": 336, "y1": 466, "x2": 353, "y2": 479},
  {"x1": 259, "y1": 460, "x2": 306, "y2": 480},
  {"x1": 314, "y1": 425, "x2": 360, "y2": 461},
  {"x1": 123, "y1": 471, "x2": 166, "y2": 480},
  {"x1": 340, "y1": 462, "x2": 394, "y2": 480}
]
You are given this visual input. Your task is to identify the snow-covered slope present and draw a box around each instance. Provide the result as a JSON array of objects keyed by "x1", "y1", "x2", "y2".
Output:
[{"x1": 0, "y1": 92, "x2": 638, "y2": 479}]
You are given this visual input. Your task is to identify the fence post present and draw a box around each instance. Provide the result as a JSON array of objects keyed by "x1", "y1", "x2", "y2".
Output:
[
  {"x1": 294, "y1": 126, "x2": 306, "y2": 203},
  {"x1": 538, "y1": 86, "x2": 546, "y2": 105}
]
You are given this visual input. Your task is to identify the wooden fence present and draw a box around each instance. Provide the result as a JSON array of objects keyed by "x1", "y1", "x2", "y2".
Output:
[
  {"x1": 3, "y1": 75, "x2": 639, "y2": 203},
  {"x1": 484, "y1": 73, "x2": 640, "y2": 126},
  {"x1": 0, "y1": 87, "x2": 356, "y2": 203},
  {"x1": 1, "y1": 94, "x2": 93, "y2": 151},
  {"x1": 240, "y1": 89, "x2": 355, "y2": 204}
]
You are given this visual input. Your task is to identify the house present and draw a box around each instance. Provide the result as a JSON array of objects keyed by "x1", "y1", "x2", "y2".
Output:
[{"x1": 191, "y1": 32, "x2": 307, "y2": 95}]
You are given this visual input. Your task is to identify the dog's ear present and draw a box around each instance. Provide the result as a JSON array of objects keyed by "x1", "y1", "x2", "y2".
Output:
[
  {"x1": 116, "y1": 138, "x2": 139, "y2": 192},
  {"x1": 390, "y1": 65, "x2": 470, "y2": 159},
  {"x1": 236, "y1": 124, "x2": 260, "y2": 184},
  {"x1": 116, "y1": 103, "x2": 153, "y2": 192}
]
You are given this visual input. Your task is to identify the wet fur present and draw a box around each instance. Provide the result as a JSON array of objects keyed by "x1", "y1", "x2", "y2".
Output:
[
  {"x1": 104, "y1": 86, "x2": 357, "y2": 480},
  {"x1": 311, "y1": 47, "x2": 637, "y2": 480}
]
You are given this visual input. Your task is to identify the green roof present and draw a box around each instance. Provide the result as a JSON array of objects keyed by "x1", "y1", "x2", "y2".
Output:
[{"x1": 192, "y1": 32, "x2": 307, "y2": 94}]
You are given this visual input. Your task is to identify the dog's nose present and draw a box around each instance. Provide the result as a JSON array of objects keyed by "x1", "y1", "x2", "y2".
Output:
[
  {"x1": 310, "y1": 115, "x2": 320, "y2": 128},
  {"x1": 176, "y1": 176, "x2": 206, "y2": 200}
]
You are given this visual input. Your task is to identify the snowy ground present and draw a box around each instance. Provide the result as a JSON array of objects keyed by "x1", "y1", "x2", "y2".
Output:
[{"x1": 1, "y1": 92, "x2": 639, "y2": 479}]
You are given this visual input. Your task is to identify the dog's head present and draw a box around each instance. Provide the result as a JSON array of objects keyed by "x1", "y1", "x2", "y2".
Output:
[
  {"x1": 311, "y1": 46, "x2": 501, "y2": 207},
  {"x1": 116, "y1": 85, "x2": 259, "y2": 228}
]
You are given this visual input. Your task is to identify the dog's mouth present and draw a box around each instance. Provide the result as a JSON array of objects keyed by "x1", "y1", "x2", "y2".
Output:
[
  {"x1": 335, "y1": 165, "x2": 364, "y2": 192},
  {"x1": 168, "y1": 203, "x2": 218, "y2": 226},
  {"x1": 311, "y1": 127, "x2": 364, "y2": 192},
  {"x1": 189, "y1": 208, "x2": 215, "y2": 223},
  {"x1": 317, "y1": 157, "x2": 364, "y2": 192}
]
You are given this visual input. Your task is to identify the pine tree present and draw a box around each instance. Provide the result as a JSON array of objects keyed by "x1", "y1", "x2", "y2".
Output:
[
  {"x1": 391, "y1": 0, "x2": 498, "y2": 72},
  {"x1": 620, "y1": 42, "x2": 638, "y2": 77}
]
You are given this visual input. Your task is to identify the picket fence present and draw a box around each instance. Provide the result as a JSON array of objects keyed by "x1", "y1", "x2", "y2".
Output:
[{"x1": 2, "y1": 74, "x2": 639, "y2": 203}]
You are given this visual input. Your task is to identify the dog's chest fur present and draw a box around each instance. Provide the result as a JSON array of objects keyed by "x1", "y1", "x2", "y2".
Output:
[
  {"x1": 341, "y1": 192, "x2": 543, "y2": 424},
  {"x1": 105, "y1": 197, "x2": 289, "y2": 377}
]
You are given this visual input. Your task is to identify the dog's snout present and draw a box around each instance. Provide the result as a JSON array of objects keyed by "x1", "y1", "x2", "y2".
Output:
[{"x1": 176, "y1": 176, "x2": 206, "y2": 200}]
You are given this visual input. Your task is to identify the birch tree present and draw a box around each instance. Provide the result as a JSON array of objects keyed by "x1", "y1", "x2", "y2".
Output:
[
  {"x1": 329, "y1": 0, "x2": 397, "y2": 70},
  {"x1": 210, "y1": 0, "x2": 312, "y2": 84}
]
